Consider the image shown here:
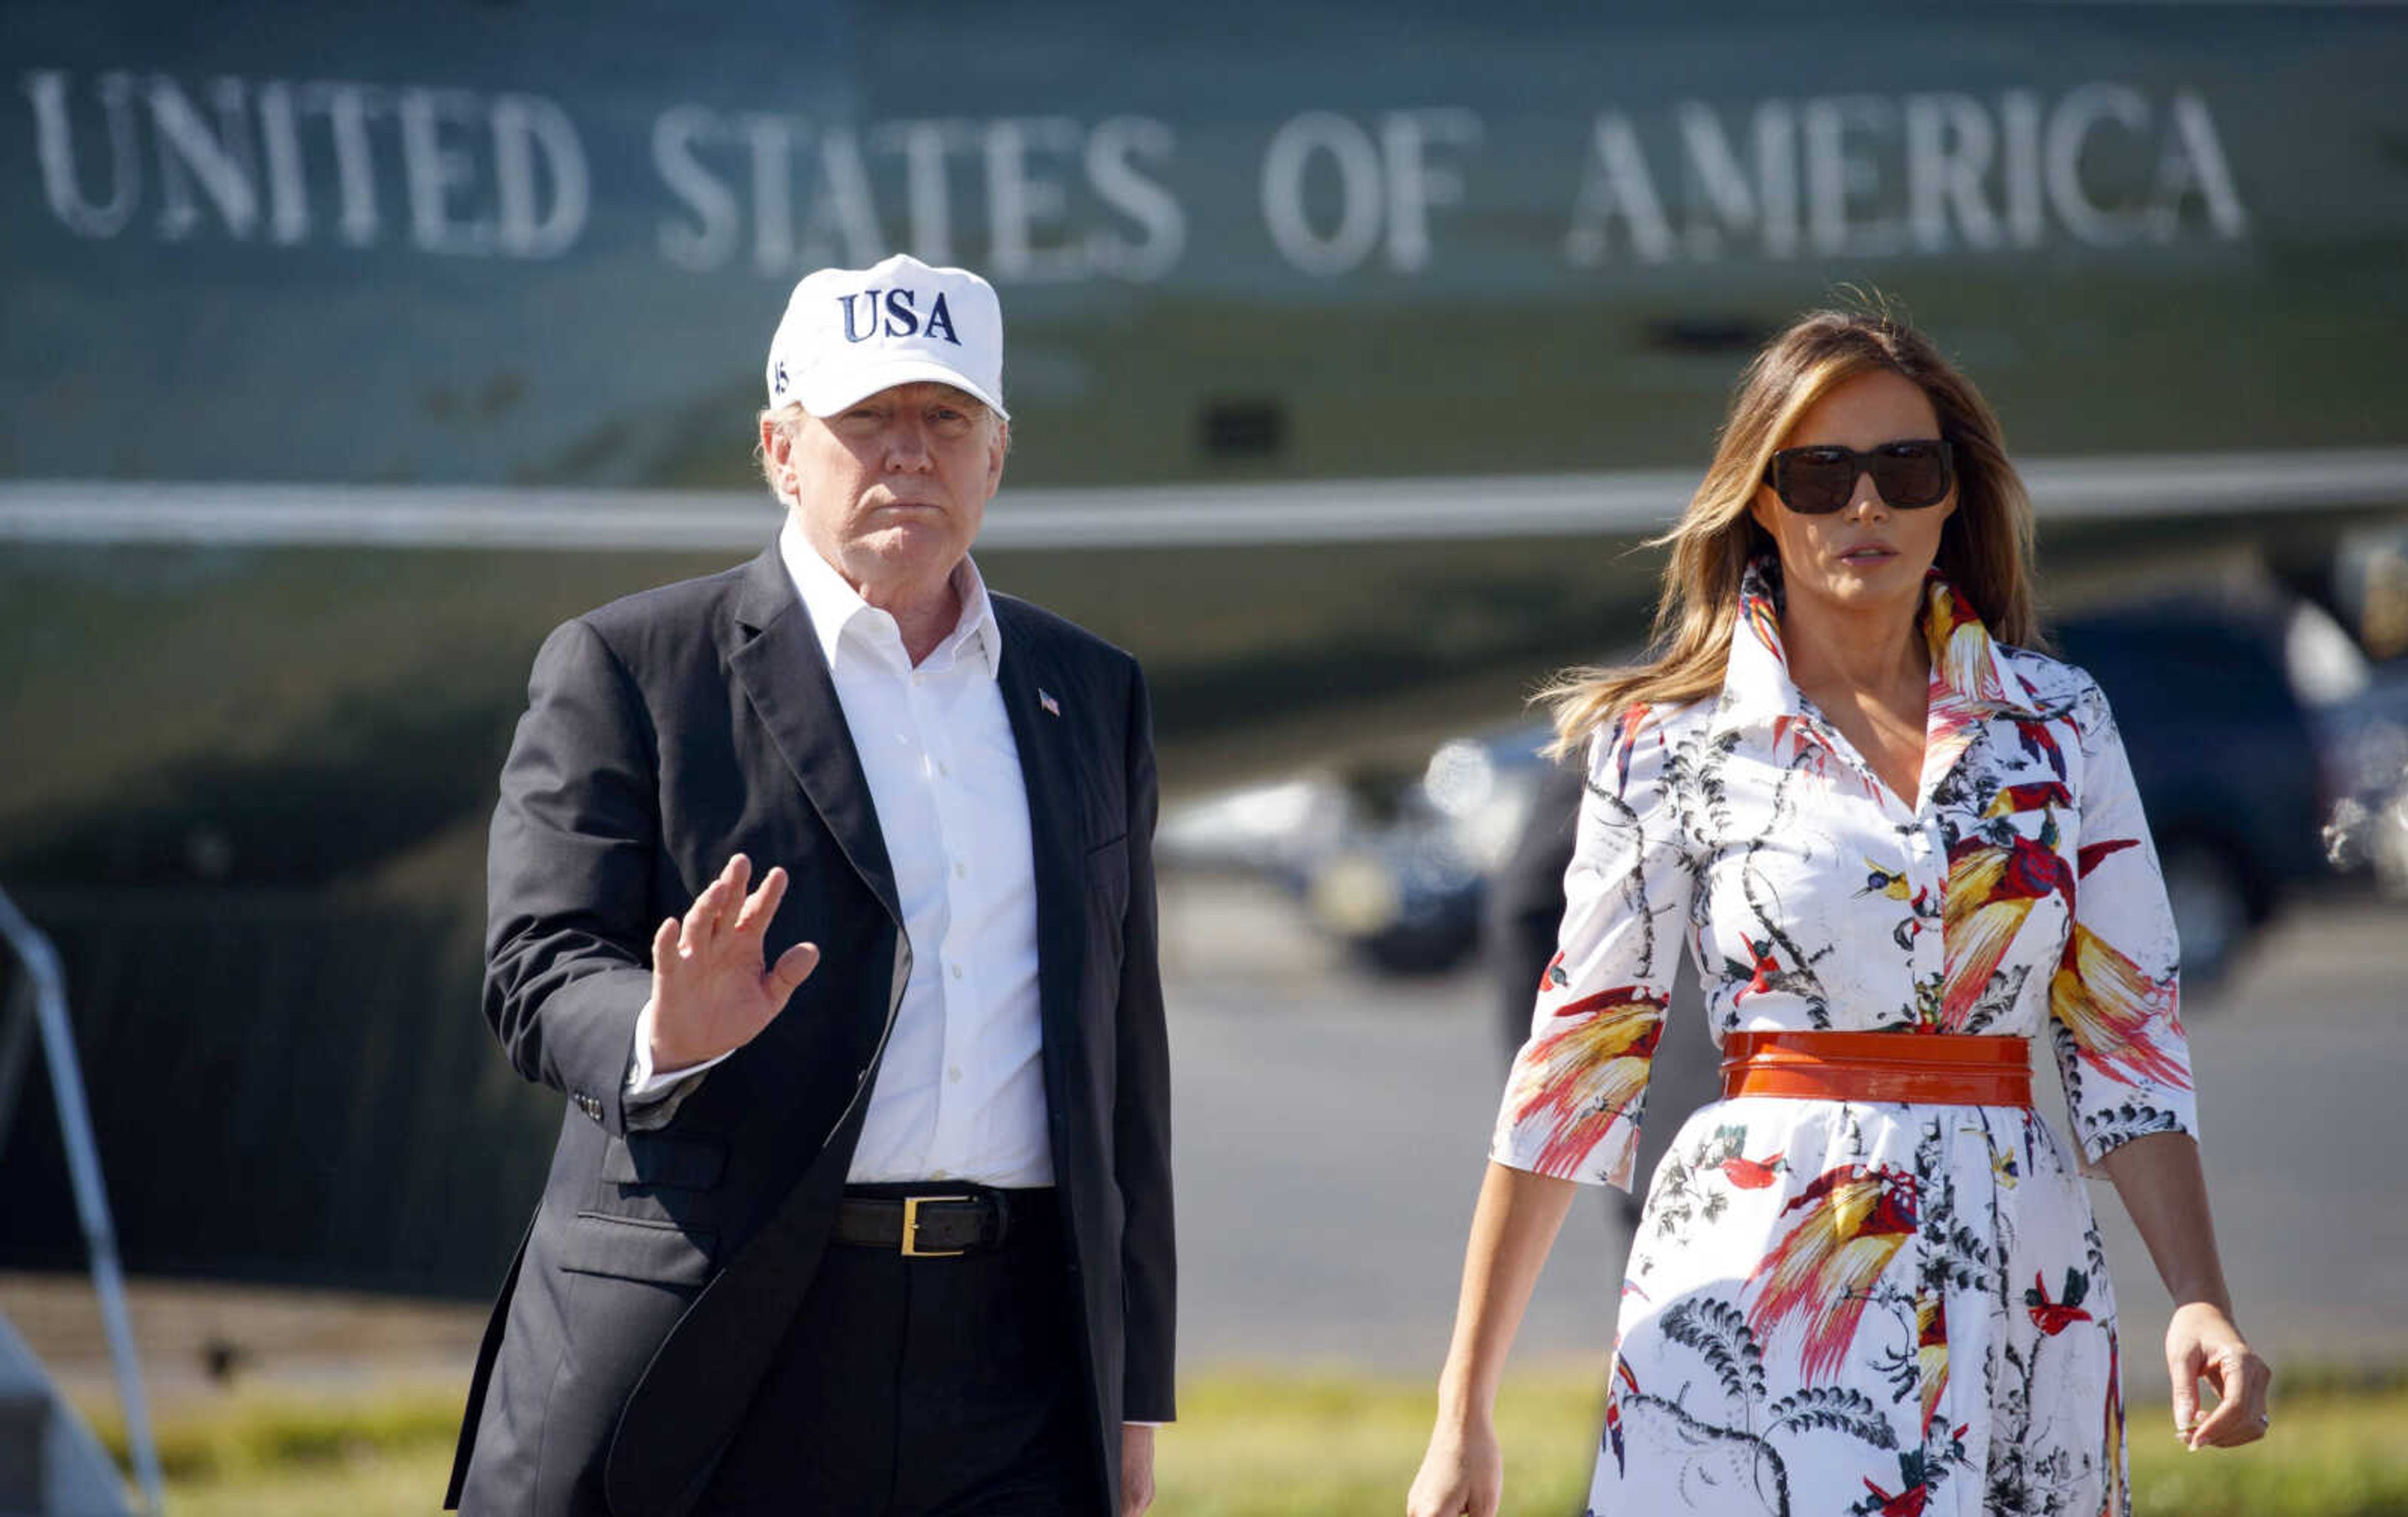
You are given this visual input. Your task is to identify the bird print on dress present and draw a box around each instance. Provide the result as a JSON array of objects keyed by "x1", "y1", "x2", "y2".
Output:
[
  {"x1": 1699, "y1": 1124, "x2": 1790, "y2": 1190},
  {"x1": 2009, "y1": 717, "x2": 2068, "y2": 781},
  {"x1": 1990, "y1": 782, "x2": 2074, "y2": 817},
  {"x1": 1747, "y1": 1164, "x2": 1921, "y2": 1383},
  {"x1": 1720, "y1": 1150, "x2": 1790, "y2": 1191},
  {"x1": 1862, "y1": 858, "x2": 1940, "y2": 951},
  {"x1": 2051, "y1": 916, "x2": 2189, "y2": 1092},
  {"x1": 1773, "y1": 714, "x2": 1833, "y2": 780},
  {"x1": 1603, "y1": 1353, "x2": 1639, "y2": 1476},
  {"x1": 1857, "y1": 1449, "x2": 1938, "y2": 1516},
  {"x1": 1502, "y1": 986, "x2": 1667, "y2": 1178},
  {"x1": 1914, "y1": 1290, "x2": 1950, "y2": 1436},
  {"x1": 1497, "y1": 558, "x2": 2189, "y2": 1516},
  {"x1": 1963, "y1": 1126, "x2": 2021, "y2": 1190},
  {"x1": 1940, "y1": 815, "x2": 2073, "y2": 1030},
  {"x1": 1604, "y1": 700, "x2": 1654, "y2": 794},
  {"x1": 1745, "y1": 591, "x2": 1787, "y2": 665},
  {"x1": 1728, "y1": 935, "x2": 1830, "y2": 1011},
  {"x1": 2025, "y1": 1269, "x2": 2095, "y2": 1336},
  {"x1": 1914, "y1": 578, "x2": 2015, "y2": 805},
  {"x1": 1862, "y1": 859, "x2": 1915, "y2": 902}
]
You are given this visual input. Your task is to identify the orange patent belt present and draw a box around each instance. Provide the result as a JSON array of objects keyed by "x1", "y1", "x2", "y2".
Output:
[{"x1": 1720, "y1": 1030, "x2": 2032, "y2": 1106}]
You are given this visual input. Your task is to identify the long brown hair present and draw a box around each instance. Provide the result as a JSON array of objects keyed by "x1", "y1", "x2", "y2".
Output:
[{"x1": 1543, "y1": 303, "x2": 2039, "y2": 757}]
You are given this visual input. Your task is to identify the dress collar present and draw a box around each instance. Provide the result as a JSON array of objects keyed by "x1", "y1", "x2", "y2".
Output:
[{"x1": 1713, "y1": 556, "x2": 2041, "y2": 741}]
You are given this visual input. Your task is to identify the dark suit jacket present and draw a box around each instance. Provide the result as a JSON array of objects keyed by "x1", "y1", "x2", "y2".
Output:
[{"x1": 446, "y1": 543, "x2": 1175, "y2": 1516}]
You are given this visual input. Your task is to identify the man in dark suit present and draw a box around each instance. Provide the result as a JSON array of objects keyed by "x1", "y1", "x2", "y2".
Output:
[{"x1": 446, "y1": 254, "x2": 1174, "y2": 1517}]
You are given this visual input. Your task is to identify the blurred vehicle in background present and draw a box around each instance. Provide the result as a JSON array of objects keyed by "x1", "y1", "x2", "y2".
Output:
[
  {"x1": 1300, "y1": 726, "x2": 1557, "y2": 973},
  {"x1": 2305, "y1": 531, "x2": 2408, "y2": 898},
  {"x1": 1162, "y1": 724, "x2": 1556, "y2": 974},
  {"x1": 1156, "y1": 775, "x2": 1351, "y2": 882},
  {"x1": 2317, "y1": 665, "x2": 2408, "y2": 897}
]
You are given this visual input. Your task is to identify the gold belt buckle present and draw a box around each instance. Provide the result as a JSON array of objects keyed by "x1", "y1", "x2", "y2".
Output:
[{"x1": 900, "y1": 1194, "x2": 973, "y2": 1257}]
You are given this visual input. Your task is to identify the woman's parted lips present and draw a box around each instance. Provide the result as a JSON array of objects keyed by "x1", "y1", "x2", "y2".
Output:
[{"x1": 1837, "y1": 542, "x2": 1898, "y2": 563}]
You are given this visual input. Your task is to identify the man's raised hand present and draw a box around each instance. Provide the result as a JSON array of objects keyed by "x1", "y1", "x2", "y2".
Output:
[{"x1": 647, "y1": 853, "x2": 820, "y2": 1074}]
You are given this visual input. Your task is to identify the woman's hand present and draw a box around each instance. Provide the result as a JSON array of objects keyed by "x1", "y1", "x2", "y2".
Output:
[
  {"x1": 1407, "y1": 1412, "x2": 1502, "y2": 1517},
  {"x1": 2167, "y1": 1302, "x2": 2272, "y2": 1449}
]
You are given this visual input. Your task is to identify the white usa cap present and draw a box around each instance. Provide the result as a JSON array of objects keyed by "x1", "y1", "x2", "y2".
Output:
[{"x1": 765, "y1": 253, "x2": 1009, "y2": 421}]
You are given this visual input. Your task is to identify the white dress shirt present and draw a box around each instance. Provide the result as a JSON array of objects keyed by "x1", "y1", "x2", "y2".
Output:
[{"x1": 628, "y1": 515, "x2": 1051, "y2": 1187}]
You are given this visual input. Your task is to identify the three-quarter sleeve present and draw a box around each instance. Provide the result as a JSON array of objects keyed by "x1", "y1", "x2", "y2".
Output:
[
  {"x1": 1491, "y1": 706, "x2": 1698, "y2": 1190},
  {"x1": 2049, "y1": 677, "x2": 2199, "y2": 1162}
]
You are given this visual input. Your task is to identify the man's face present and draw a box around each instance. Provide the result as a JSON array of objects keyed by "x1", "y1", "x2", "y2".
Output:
[{"x1": 765, "y1": 381, "x2": 1008, "y2": 598}]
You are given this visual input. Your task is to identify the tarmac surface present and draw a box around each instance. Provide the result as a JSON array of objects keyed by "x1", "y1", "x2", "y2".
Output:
[{"x1": 5, "y1": 874, "x2": 2404, "y2": 1408}]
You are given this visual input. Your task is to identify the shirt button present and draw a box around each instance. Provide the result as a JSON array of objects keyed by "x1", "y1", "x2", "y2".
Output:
[
  {"x1": 937, "y1": 761, "x2": 950, "y2": 777},
  {"x1": 948, "y1": 1065, "x2": 963, "y2": 1084},
  {"x1": 930, "y1": 1167, "x2": 950, "y2": 1180},
  {"x1": 953, "y1": 861, "x2": 967, "y2": 878},
  {"x1": 913, "y1": 672, "x2": 926, "y2": 686},
  {"x1": 950, "y1": 964, "x2": 963, "y2": 981}
]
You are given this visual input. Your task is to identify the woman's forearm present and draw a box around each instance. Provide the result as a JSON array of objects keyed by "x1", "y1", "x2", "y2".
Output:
[
  {"x1": 2096, "y1": 1129, "x2": 2272, "y2": 1447},
  {"x1": 2095, "y1": 1130, "x2": 2232, "y2": 1313},
  {"x1": 1435, "y1": 1161, "x2": 1581, "y2": 1422}
]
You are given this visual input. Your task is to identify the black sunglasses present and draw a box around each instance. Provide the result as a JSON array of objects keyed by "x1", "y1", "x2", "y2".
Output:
[{"x1": 1762, "y1": 438, "x2": 1955, "y2": 515}]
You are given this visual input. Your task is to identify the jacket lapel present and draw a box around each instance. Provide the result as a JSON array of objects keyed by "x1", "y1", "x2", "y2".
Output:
[
  {"x1": 993, "y1": 605, "x2": 1086, "y2": 1113},
  {"x1": 726, "y1": 544, "x2": 904, "y2": 930}
]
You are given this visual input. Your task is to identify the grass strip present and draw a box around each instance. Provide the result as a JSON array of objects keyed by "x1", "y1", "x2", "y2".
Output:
[{"x1": 80, "y1": 1368, "x2": 2408, "y2": 1516}]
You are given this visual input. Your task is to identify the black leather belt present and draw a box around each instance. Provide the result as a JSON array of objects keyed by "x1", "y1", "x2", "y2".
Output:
[{"x1": 833, "y1": 1187, "x2": 1048, "y2": 1258}]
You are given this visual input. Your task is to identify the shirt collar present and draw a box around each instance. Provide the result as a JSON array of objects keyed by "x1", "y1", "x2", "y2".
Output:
[
  {"x1": 777, "y1": 512, "x2": 1003, "y2": 681},
  {"x1": 1713, "y1": 556, "x2": 2040, "y2": 736}
]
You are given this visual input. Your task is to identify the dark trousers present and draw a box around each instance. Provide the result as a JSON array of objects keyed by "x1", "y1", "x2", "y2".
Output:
[{"x1": 699, "y1": 1186, "x2": 1104, "y2": 1517}]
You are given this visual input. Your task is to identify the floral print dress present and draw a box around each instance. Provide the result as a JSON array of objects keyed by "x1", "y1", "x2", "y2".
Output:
[{"x1": 1493, "y1": 561, "x2": 2196, "y2": 1517}]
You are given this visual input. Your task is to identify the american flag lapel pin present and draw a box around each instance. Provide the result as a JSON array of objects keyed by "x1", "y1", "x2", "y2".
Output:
[{"x1": 1038, "y1": 689, "x2": 1061, "y2": 718}]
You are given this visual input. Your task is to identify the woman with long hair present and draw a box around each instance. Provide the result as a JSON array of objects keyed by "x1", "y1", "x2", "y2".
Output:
[{"x1": 1408, "y1": 307, "x2": 2269, "y2": 1517}]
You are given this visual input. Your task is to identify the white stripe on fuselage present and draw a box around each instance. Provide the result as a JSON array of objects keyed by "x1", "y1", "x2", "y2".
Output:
[{"x1": 3, "y1": 448, "x2": 2405, "y2": 551}]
